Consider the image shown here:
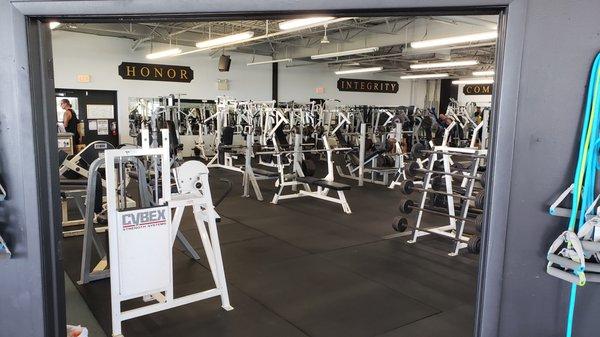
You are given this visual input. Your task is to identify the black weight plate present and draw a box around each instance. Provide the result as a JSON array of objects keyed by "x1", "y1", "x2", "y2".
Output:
[{"x1": 392, "y1": 216, "x2": 409, "y2": 232}]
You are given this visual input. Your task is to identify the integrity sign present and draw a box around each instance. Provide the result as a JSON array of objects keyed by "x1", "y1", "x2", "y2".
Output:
[{"x1": 337, "y1": 78, "x2": 399, "y2": 94}]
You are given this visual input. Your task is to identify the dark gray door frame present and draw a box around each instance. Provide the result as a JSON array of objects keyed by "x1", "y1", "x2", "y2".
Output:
[{"x1": 2, "y1": 1, "x2": 528, "y2": 336}]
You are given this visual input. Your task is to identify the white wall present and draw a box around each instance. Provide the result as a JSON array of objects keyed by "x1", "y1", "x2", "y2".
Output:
[
  {"x1": 457, "y1": 84, "x2": 492, "y2": 107},
  {"x1": 52, "y1": 31, "x2": 273, "y2": 143},
  {"x1": 52, "y1": 31, "x2": 429, "y2": 143},
  {"x1": 279, "y1": 63, "x2": 427, "y2": 106}
]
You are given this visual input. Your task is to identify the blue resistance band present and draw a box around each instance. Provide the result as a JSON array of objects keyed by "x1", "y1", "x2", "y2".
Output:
[{"x1": 565, "y1": 52, "x2": 600, "y2": 337}]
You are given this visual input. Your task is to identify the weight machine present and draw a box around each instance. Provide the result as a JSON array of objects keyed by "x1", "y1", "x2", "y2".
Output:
[
  {"x1": 271, "y1": 133, "x2": 352, "y2": 214},
  {"x1": 206, "y1": 100, "x2": 281, "y2": 201},
  {"x1": 335, "y1": 122, "x2": 406, "y2": 186},
  {"x1": 104, "y1": 129, "x2": 232, "y2": 337}
]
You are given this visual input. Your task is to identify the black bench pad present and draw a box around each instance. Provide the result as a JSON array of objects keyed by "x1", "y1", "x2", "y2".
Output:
[
  {"x1": 252, "y1": 168, "x2": 279, "y2": 178},
  {"x1": 313, "y1": 180, "x2": 351, "y2": 191},
  {"x1": 297, "y1": 176, "x2": 321, "y2": 184},
  {"x1": 60, "y1": 179, "x2": 88, "y2": 186},
  {"x1": 296, "y1": 177, "x2": 351, "y2": 191}
]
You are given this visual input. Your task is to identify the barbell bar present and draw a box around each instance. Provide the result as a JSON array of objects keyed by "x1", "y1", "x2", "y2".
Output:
[
  {"x1": 406, "y1": 161, "x2": 483, "y2": 181},
  {"x1": 391, "y1": 216, "x2": 481, "y2": 253},
  {"x1": 427, "y1": 195, "x2": 483, "y2": 217},
  {"x1": 431, "y1": 176, "x2": 483, "y2": 193},
  {"x1": 411, "y1": 142, "x2": 487, "y2": 160},
  {"x1": 255, "y1": 147, "x2": 352, "y2": 156},
  {"x1": 398, "y1": 198, "x2": 483, "y2": 229},
  {"x1": 400, "y1": 180, "x2": 477, "y2": 201}
]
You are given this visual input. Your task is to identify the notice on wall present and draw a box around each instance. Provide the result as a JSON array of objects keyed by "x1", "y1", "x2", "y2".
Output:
[
  {"x1": 87, "y1": 104, "x2": 114, "y2": 119},
  {"x1": 88, "y1": 120, "x2": 98, "y2": 131},
  {"x1": 97, "y1": 119, "x2": 109, "y2": 135}
]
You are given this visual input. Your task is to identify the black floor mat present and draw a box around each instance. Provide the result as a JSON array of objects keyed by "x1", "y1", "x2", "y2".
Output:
[{"x1": 61, "y1": 164, "x2": 479, "y2": 337}]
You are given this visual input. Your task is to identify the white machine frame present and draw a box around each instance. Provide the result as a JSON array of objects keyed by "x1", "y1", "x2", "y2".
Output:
[
  {"x1": 105, "y1": 129, "x2": 232, "y2": 337},
  {"x1": 408, "y1": 146, "x2": 486, "y2": 256},
  {"x1": 272, "y1": 134, "x2": 352, "y2": 214}
]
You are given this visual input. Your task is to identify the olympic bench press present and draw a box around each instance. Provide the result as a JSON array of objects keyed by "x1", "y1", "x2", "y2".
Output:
[{"x1": 271, "y1": 134, "x2": 352, "y2": 214}]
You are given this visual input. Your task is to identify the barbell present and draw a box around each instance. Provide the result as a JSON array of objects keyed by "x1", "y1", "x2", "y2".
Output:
[
  {"x1": 430, "y1": 176, "x2": 483, "y2": 193},
  {"x1": 397, "y1": 199, "x2": 483, "y2": 230},
  {"x1": 399, "y1": 180, "x2": 477, "y2": 202},
  {"x1": 406, "y1": 161, "x2": 483, "y2": 182},
  {"x1": 427, "y1": 194, "x2": 483, "y2": 217},
  {"x1": 391, "y1": 216, "x2": 481, "y2": 253},
  {"x1": 255, "y1": 147, "x2": 352, "y2": 156},
  {"x1": 411, "y1": 142, "x2": 487, "y2": 160}
]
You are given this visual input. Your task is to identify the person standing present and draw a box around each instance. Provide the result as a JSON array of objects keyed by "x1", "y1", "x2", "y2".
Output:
[
  {"x1": 474, "y1": 106, "x2": 483, "y2": 124},
  {"x1": 60, "y1": 99, "x2": 81, "y2": 146}
]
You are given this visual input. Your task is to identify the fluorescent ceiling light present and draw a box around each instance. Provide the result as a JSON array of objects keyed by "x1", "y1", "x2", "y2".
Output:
[
  {"x1": 196, "y1": 31, "x2": 254, "y2": 49},
  {"x1": 279, "y1": 17, "x2": 335, "y2": 30},
  {"x1": 49, "y1": 22, "x2": 61, "y2": 30},
  {"x1": 400, "y1": 73, "x2": 449, "y2": 80},
  {"x1": 472, "y1": 70, "x2": 495, "y2": 76},
  {"x1": 410, "y1": 59, "x2": 478, "y2": 70},
  {"x1": 334, "y1": 67, "x2": 383, "y2": 75},
  {"x1": 146, "y1": 48, "x2": 182, "y2": 60},
  {"x1": 452, "y1": 78, "x2": 494, "y2": 85},
  {"x1": 411, "y1": 31, "x2": 497, "y2": 49},
  {"x1": 312, "y1": 47, "x2": 379, "y2": 60},
  {"x1": 247, "y1": 58, "x2": 292, "y2": 66}
]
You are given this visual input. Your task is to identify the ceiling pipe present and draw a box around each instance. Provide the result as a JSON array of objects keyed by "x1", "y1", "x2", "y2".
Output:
[
  {"x1": 177, "y1": 17, "x2": 354, "y2": 57},
  {"x1": 131, "y1": 37, "x2": 152, "y2": 51},
  {"x1": 436, "y1": 16, "x2": 498, "y2": 30}
]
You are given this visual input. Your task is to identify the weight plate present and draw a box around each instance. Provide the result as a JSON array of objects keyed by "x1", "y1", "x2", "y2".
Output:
[
  {"x1": 467, "y1": 235, "x2": 481, "y2": 254},
  {"x1": 480, "y1": 170, "x2": 487, "y2": 188},
  {"x1": 400, "y1": 180, "x2": 415, "y2": 195},
  {"x1": 475, "y1": 191, "x2": 485, "y2": 209},
  {"x1": 398, "y1": 199, "x2": 414, "y2": 214},
  {"x1": 411, "y1": 142, "x2": 427, "y2": 160},
  {"x1": 392, "y1": 216, "x2": 408, "y2": 232},
  {"x1": 474, "y1": 214, "x2": 484, "y2": 232},
  {"x1": 407, "y1": 161, "x2": 420, "y2": 178}
]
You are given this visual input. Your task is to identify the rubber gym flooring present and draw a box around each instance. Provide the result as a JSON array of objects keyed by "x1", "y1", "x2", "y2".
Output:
[{"x1": 61, "y1": 166, "x2": 479, "y2": 337}]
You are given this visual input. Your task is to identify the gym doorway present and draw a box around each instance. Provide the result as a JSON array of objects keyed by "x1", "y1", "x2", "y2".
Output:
[{"x1": 41, "y1": 9, "x2": 503, "y2": 337}]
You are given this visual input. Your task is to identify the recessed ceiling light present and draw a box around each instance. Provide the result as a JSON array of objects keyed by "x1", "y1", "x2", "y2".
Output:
[
  {"x1": 279, "y1": 17, "x2": 335, "y2": 30},
  {"x1": 411, "y1": 31, "x2": 497, "y2": 49},
  {"x1": 452, "y1": 78, "x2": 494, "y2": 85},
  {"x1": 312, "y1": 47, "x2": 379, "y2": 60},
  {"x1": 410, "y1": 60, "x2": 479, "y2": 70},
  {"x1": 334, "y1": 67, "x2": 383, "y2": 75},
  {"x1": 400, "y1": 73, "x2": 449, "y2": 79}
]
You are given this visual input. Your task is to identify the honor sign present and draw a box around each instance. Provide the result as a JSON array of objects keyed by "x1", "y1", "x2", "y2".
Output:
[
  {"x1": 118, "y1": 62, "x2": 194, "y2": 83},
  {"x1": 337, "y1": 78, "x2": 399, "y2": 94}
]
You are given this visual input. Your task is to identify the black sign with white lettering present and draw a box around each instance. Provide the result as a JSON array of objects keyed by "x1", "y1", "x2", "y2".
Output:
[
  {"x1": 463, "y1": 84, "x2": 493, "y2": 95},
  {"x1": 337, "y1": 78, "x2": 399, "y2": 94},
  {"x1": 118, "y1": 62, "x2": 193, "y2": 83}
]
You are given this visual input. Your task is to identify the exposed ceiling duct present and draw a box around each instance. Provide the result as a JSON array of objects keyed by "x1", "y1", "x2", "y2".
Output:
[{"x1": 52, "y1": 15, "x2": 498, "y2": 76}]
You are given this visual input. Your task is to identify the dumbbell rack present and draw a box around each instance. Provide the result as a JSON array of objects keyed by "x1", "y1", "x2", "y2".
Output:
[{"x1": 408, "y1": 146, "x2": 486, "y2": 256}]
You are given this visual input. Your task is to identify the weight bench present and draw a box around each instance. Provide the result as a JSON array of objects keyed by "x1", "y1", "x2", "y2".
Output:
[
  {"x1": 272, "y1": 135, "x2": 352, "y2": 214},
  {"x1": 251, "y1": 168, "x2": 279, "y2": 179},
  {"x1": 296, "y1": 176, "x2": 351, "y2": 191}
]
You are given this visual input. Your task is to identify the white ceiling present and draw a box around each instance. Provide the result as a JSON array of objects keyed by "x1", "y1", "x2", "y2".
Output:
[{"x1": 53, "y1": 15, "x2": 498, "y2": 77}]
